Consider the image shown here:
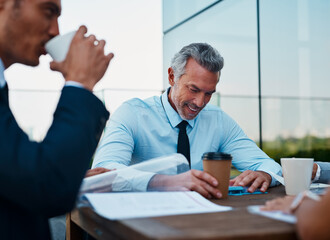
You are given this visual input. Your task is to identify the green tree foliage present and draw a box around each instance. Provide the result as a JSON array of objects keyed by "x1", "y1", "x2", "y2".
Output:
[{"x1": 262, "y1": 135, "x2": 330, "y2": 163}]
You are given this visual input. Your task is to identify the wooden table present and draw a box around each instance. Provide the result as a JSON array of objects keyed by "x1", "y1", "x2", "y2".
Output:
[{"x1": 66, "y1": 186, "x2": 297, "y2": 240}]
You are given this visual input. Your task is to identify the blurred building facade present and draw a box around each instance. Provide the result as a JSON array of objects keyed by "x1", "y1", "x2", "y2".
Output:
[{"x1": 163, "y1": 0, "x2": 330, "y2": 162}]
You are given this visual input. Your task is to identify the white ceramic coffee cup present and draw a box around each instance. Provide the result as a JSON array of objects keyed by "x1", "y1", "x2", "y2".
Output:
[
  {"x1": 281, "y1": 158, "x2": 314, "y2": 195},
  {"x1": 45, "y1": 31, "x2": 76, "y2": 61}
]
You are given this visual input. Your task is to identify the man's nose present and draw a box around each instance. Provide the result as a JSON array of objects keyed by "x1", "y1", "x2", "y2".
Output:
[
  {"x1": 194, "y1": 93, "x2": 206, "y2": 108},
  {"x1": 49, "y1": 19, "x2": 60, "y2": 37}
]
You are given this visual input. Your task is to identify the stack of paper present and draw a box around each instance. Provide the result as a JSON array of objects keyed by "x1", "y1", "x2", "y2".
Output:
[{"x1": 83, "y1": 191, "x2": 232, "y2": 220}]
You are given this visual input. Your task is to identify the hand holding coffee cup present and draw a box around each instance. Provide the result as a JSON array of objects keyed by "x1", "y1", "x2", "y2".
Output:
[
  {"x1": 281, "y1": 158, "x2": 314, "y2": 195},
  {"x1": 45, "y1": 30, "x2": 76, "y2": 62},
  {"x1": 47, "y1": 26, "x2": 114, "y2": 91},
  {"x1": 202, "y1": 152, "x2": 232, "y2": 199}
]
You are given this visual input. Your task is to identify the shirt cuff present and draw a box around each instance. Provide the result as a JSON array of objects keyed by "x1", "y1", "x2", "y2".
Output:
[{"x1": 65, "y1": 81, "x2": 85, "y2": 89}]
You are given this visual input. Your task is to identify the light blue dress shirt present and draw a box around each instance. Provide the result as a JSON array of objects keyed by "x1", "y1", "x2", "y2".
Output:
[
  {"x1": 93, "y1": 88, "x2": 282, "y2": 191},
  {"x1": 0, "y1": 59, "x2": 6, "y2": 88}
]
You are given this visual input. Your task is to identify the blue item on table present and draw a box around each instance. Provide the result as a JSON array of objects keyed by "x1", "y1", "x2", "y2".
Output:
[{"x1": 228, "y1": 186, "x2": 267, "y2": 195}]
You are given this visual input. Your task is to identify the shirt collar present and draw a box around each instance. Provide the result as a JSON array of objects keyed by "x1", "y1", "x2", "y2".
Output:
[
  {"x1": 161, "y1": 87, "x2": 196, "y2": 129},
  {"x1": 0, "y1": 58, "x2": 6, "y2": 88}
]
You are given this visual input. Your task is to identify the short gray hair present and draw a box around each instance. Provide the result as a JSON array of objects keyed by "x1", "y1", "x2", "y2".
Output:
[{"x1": 170, "y1": 43, "x2": 224, "y2": 81}]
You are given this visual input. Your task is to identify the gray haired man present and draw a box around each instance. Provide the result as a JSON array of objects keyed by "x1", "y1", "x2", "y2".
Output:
[{"x1": 92, "y1": 43, "x2": 282, "y2": 198}]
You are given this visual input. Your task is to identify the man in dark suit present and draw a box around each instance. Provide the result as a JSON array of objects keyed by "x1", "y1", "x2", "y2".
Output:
[{"x1": 0, "y1": 0, "x2": 114, "y2": 239}]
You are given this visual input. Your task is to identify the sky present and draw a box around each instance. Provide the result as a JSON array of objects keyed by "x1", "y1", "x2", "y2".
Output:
[{"x1": 5, "y1": 0, "x2": 163, "y2": 140}]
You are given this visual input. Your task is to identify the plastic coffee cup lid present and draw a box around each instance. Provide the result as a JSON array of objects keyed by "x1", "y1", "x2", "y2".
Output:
[{"x1": 202, "y1": 152, "x2": 232, "y2": 160}]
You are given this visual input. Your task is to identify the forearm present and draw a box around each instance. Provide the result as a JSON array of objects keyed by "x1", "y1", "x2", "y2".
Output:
[
  {"x1": 221, "y1": 124, "x2": 282, "y2": 187},
  {"x1": 147, "y1": 174, "x2": 188, "y2": 192},
  {"x1": 231, "y1": 150, "x2": 282, "y2": 187},
  {"x1": 92, "y1": 111, "x2": 136, "y2": 170},
  {"x1": 295, "y1": 191, "x2": 330, "y2": 240},
  {"x1": 42, "y1": 87, "x2": 109, "y2": 215},
  {"x1": 147, "y1": 174, "x2": 169, "y2": 191}
]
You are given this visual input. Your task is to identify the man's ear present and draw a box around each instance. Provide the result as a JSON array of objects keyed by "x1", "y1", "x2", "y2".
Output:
[{"x1": 168, "y1": 67, "x2": 175, "y2": 86}]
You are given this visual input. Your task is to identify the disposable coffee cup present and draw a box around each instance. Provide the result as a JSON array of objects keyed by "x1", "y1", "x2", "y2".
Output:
[
  {"x1": 45, "y1": 31, "x2": 76, "y2": 61},
  {"x1": 202, "y1": 152, "x2": 232, "y2": 199},
  {"x1": 281, "y1": 158, "x2": 314, "y2": 195}
]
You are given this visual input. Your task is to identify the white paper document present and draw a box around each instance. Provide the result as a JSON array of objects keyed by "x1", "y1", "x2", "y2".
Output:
[
  {"x1": 84, "y1": 191, "x2": 232, "y2": 220},
  {"x1": 247, "y1": 205, "x2": 297, "y2": 224}
]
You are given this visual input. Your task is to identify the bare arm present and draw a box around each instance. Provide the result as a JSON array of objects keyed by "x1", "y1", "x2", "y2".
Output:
[
  {"x1": 85, "y1": 167, "x2": 113, "y2": 178},
  {"x1": 262, "y1": 190, "x2": 330, "y2": 240},
  {"x1": 295, "y1": 190, "x2": 330, "y2": 240}
]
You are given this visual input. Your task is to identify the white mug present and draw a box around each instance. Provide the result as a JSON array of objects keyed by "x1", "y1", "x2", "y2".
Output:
[
  {"x1": 281, "y1": 158, "x2": 314, "y2": 195},
  {"x1": 45, "y1": 31, "x2": 76, "y2": 61}
]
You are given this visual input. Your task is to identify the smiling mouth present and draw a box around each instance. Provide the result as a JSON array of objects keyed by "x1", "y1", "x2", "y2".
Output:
[{"x1": 187, "y1": 104, "x2": 200, "y2": 113}]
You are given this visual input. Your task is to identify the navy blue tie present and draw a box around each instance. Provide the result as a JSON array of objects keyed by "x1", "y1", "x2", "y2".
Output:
[
  {"x1": 177, "y1": 120, "x2": 190, "y2": 166},
  {"x1": 0, "y1": 84, "x2": 8, "y2": 104}
]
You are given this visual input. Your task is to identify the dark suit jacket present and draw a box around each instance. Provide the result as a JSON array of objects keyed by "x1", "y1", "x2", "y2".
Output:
[{"x1": 0, "y1": 85, "x2": 109, "y2": 239}]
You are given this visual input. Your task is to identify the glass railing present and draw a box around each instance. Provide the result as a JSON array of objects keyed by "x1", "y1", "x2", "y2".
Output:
[
  {"x1": 9, "y1": 88, "x2": 330, "y2": 163},
  {"x1": 211, "y1": 92, "x2": 330, "y2": 163},
  {"x1": 9, "y1": 88, "x2": 162, "y2": 141}
]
